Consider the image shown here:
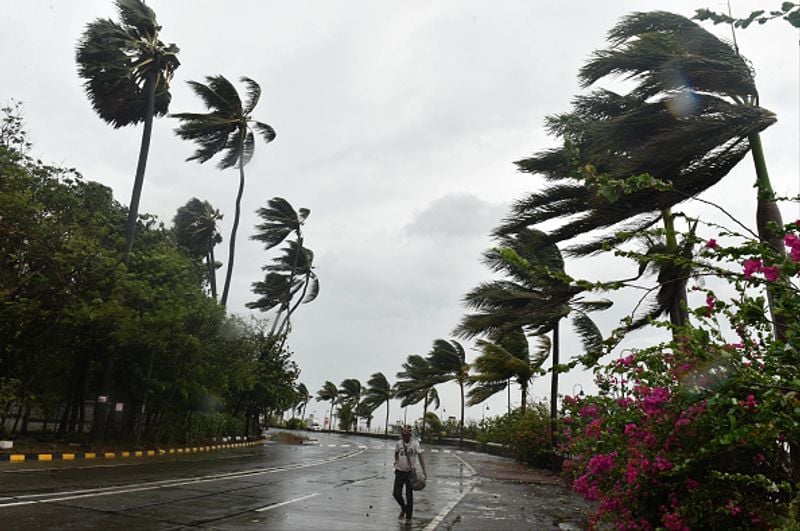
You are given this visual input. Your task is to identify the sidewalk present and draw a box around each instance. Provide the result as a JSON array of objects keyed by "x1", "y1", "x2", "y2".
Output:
[{"x1": 439, "y1": 451, "x2": 595, "y2": 530}]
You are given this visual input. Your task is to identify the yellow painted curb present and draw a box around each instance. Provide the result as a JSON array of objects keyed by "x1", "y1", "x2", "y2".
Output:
[
  {"x1": 104, "y1": 452, "x2": 116, "y2": 459},
  {"x1": 62, "y1": 453, "x2": 75, "y2": 460},
  {"x1": 10, "y1": 454, "x2": 25, "y2": 462},
  {"x1": 121, "y1": 451, "x2": 130, "y2": 458},
  {"x1": 146, "y1": 450, "x2": 155, "y2": 457},
  {"x1": 38, "y1": 454, "x2": 53, "y2": 461},
  {"x1": 85, "y1": 452, "x2": 96, "y2": 459}
]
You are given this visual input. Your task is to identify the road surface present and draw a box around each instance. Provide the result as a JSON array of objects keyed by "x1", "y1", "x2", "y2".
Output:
[{"x1": 0, "y1": 432, "x2": 590, "y2": 530}]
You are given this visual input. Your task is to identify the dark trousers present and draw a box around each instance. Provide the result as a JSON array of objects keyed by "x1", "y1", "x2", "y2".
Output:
[{"x1": 393, "y1": 470, "x2": 413, "y2": 517}]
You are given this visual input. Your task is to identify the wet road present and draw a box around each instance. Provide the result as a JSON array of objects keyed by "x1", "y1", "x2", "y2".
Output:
[{"x1": 0, "y1": 432, "x2": 481, "y2": 530}]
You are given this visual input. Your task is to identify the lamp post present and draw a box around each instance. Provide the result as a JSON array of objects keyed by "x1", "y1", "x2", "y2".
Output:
[
  {"x1": 572, "y1": 384, "x2": 584, "y2": 398},
  {"x1": 482, "y1": 405, "x2": 490, "y2": 431}
]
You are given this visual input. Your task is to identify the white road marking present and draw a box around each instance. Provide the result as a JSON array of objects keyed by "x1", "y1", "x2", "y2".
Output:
[
  {"x1": 339, "y1": 444, "x2": 351, "y2": 448},
  {"x1": 430, "y1": 449, "x2": 439, "y2": 453},
  {"x1": 254, "y1": 492, "x2": 319, "y2": 512},
  {"x1": 0, "y1": 449, "x2": 364, "y2": 509},
  {"x1": 327, "y1": 444, "x2": 337, "y2": 447},
  {"x1": 443, "y1": 450, "x2": 451, "y2": 454},
  {"x1": 422, "y1": 479, "x2": 477, "y2": 531},
  {"x1": 454, "y1": 454, "x2": 477, "y2": 475}
]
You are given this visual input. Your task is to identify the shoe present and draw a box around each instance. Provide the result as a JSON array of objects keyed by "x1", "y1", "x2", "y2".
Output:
[
  {"x1": 405, "y1": 514, "x2": 412, "y2": 520},
  {"x1": 398, "y1": 510, "x2": 405, "y2": 519}
]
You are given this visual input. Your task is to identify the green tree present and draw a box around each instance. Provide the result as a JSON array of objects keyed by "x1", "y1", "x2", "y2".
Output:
[
  {"x1": 468, "y1": 327, "x2": 548, "y2": 414},
  {"x1": 364, "y1": 372, "x2": 394, "y2": 437},
  {"x1": 248, "y1": 198, "x2": 318, "y2": 346},
  {"x1": 173, "y1": 198, "x2": 223, "y2": 299},
  {"x1": 503, "y1": 12, "x2": 783, "y2": 335},
  {"x1": 337, "y1": 378, "x2": 363, "y2": 432},
  {"x1": 76, "y1": 0, "x2": 179, "y2": 263},
  {"x1": 456, "y1": 228, "x2": 609, "y2": 444},
  {"x1": 427, "y1": 339, "x2": 469, "y2": 443},
  {"x1": 394, "y1": 355, "x2": 440, "y2": 439},
  {"x1": 294, "y1": 383, "x2": 311, "y2": 422},
  {"x1": 172, "y1": 75, "x2": 276, "y2": 306},
  {"x1": 315, "y1": 381, "x2": 338, "y2": 432}
]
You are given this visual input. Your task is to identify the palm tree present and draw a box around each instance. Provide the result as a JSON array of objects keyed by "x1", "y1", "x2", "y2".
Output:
[
  {"x1": 338, "y1": 379, "x2": 363, "y2": 432},
  {"x1": 395, "y1": 355, "x2": 440, "y2": 440},
  {"x1": 76, "y1": 0, "x2": 180, "y2": 264},
  {"x1": 456, "y1": 228, "x2": 610, "y2": 444},
  {"x1": 364, "y1": 372, "x2": 394, "y2": 437},
  {"x1": 427, "y1": 339, "x2": 470, "y2": 443},
  {"x1": 468, "y1": 327, "x2": 549, "y2": 414},
  {"x1": 294, "y1": 383, "x2": 311, "y2": 423},
  {"x1": 172, "y1": 75, "x2": 276, "y2": 306},
  {"x1": 502, "y1": 11, "x2": 782, "y2": 334},
  {"x1": 248, "y1": 198, "x2": 318, "y2": 346},
  {"x1": 315, "y1": 381, "x2": 338, "y2": 432},
  {"x1": 173, "y1": 198, "x2": 222, "y2": 299}
]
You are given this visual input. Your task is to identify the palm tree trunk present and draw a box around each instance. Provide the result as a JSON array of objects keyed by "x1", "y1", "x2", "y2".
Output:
[
  {"x1": 459, "y1": 380, "x2": 465, "y2": 444},
  {"x1": 662, "y1": 208, "x2": 689, "y2": 329},
  {"x1": 384, "y1": 400, "x2": 390, "y2": 438},
  {"x1": 220, "y1": 134, "x2": 246, "y2": 306},
  {"x1": 749, "y1": 132, "x2": 786, "y2": 340},
  {"x1": 549, "y1": 321, "x2": 560, "y2": 447},
  {"x1": 521, "y1": 382, "x2": 527, "y2": 414},
  {"x1": 207, "y1": 244, "x2": 218, "y2": 300},
  {"x1": 422, "y1": 394, "x2": 429, "y2": 439},
  {"x1": 123, "y1": 74, "x2": 157, "y2": 265}
]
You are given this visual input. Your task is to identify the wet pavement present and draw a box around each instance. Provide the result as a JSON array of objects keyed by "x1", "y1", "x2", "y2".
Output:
[{"x1": 0, "y1": 432, "x2": 592, "y2": 530}]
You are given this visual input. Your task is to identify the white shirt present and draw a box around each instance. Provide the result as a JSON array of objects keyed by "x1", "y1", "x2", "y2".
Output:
[{"x1": 395, "y1": 438, "x2": 423, "y2": 472}]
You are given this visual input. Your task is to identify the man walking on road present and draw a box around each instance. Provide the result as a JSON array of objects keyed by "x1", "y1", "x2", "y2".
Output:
[{"x1": 393, "y1": 425, "x2": 426, "y2": 520}]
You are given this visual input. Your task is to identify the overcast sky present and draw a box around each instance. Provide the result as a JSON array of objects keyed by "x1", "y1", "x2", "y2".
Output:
[{"x1": 3, "y1": 1, "x2": 798, "y2": 429}]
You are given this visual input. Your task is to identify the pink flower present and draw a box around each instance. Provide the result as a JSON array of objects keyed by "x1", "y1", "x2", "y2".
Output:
[
  {"x1": 579, "y1": 404, "x2": 600, "y2": 418},
  {"x1": 686, "y1": 478, "x2": 700, "y2": 490},
  {"x1": 726, "y1": 500, "x2": 742, "y2": 516},
  {"x1": 618, "y1": 354, "x2": 635, "y2": 366},
  {"x1": 653, "y1": 455, "x2": 673, "y2": 471},
  {"x1": 705, "y1": 294, "x2": 715, "y2": 312},
  {"x1": 762, "y1": 265, "x2": 780, "y2": 281},
  {"x1": 705, "y1": 238, "x2": 718, "y2": 249},
  {"x1": 785, "y1": 234, "x2": 800, "y2": 248},
  {"x1": 742, "y1": 258, "x2": 762, "y2": 279}
]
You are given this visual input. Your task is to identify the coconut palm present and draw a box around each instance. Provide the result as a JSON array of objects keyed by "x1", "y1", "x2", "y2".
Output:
[
  {"x1": 394, "y1": 355, "x2": 440, "y2": 439},
  {"x1": 315, "y1": 381, "x2": 338, "y2": 432},
  {"x1": 76, "y1": 0, "x2": 180, "y2": 264},
  {"x1": 248, "y1": 198, "x2": 318, "y2": 345},
  {"x1": 294, "y1": 383, "x2": 311, "y2": 422},
  {"x1": 426, "y1": 339, "x2": 470, "y2": 443},
  {"x1": 173, "y1": 198, "x2": 222, "y2": 299},
  {"x1": 363, "y1": 372, "x2": 394, "y2": 437},
  {"x1": 456, "y1": 228, "x2": 610, "y2": 444},
  {"x1": 501, "y1": 11, "x2": 783, "y2": 334},
  {"x1": 172, "y1": 75, "x2": 276, "y2": 306},
  {"x1": 468, "y1": 327, "x2": 549, "y2": 414},
  {"x1": 338, "y1": 379, "x2": 363, "y2": 432}
]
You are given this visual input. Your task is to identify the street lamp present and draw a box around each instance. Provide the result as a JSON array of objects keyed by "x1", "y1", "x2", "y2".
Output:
[
  {"x1": 572, "y1": 384, "x2": 585, "y2": 398},
  {"x1": 482, "y1": 405, "x2": 490, "y2": 431}
]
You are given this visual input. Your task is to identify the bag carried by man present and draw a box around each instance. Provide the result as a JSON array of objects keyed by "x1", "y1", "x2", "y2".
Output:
[{"x1": 404, "y1": 443, "x2": 426, "y2": 491}]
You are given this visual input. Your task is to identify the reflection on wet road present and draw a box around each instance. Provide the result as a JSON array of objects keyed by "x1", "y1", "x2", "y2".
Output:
[{"x1": 0, "y1": 432, "x2": 478, "y2": 530}]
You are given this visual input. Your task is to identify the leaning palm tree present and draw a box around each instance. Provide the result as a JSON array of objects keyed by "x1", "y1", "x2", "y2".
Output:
[
  {"x1": 395, "y1": 355, "x2": 439, "y2": 439},
  {"x1": 173, "y1": 198, "x2": 223, "y2": 299},
  {"x1": 427, "y1": 339, "x2": 470, "y2": 443},
  {"x1": 315, "y1": 381, "x2": 338, "y2": 432},
  {"x1": 172, "y1": 75, "x2": 276, "y2": 306},
  {"x1": 338, "y1": 379, "x2": 363, "y2": 432},
  {"x1": 456, "y1": 228, "x2": 610, "y2": 444},
  {"x1": 76, "y1": 0, "x2": 180, "y2": 264},
  {"x1": 501, "y1": 11, "x2": 782, "y2": 334},
  {"x1": 363, "y1": 372, "x2": 394, "y2": 437},
  {"x1": 468, "y1": 328, "x2": 549, "y2": 414},
  {"x1": 248, "y1": 198, "x2": 318, "y2": 346},
  {"x1": 294, "y1": 383, "x2": 311, "y2": 423}
]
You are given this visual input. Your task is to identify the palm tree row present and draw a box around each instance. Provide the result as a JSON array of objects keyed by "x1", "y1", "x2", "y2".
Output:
[{"x1": 77, "y1": 0, "x2": 277, "y2": 308}]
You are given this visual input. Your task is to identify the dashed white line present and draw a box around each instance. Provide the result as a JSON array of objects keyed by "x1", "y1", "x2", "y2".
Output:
[{"x1": 254, "y1": 492, "x2": 319, "y2": 512}]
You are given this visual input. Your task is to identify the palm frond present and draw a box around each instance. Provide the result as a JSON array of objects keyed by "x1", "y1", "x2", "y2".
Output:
[
  {"x1": 253, "y1": 121, "x2": 277, "y2": 143},
  {"x1": 241, "y1": 76, "x2": 262, "y2": 114}
]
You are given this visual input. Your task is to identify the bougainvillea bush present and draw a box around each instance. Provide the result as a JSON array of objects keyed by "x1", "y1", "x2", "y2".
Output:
[{"x1": 560, "y1": 219, "x2": 800, "y2": 529}]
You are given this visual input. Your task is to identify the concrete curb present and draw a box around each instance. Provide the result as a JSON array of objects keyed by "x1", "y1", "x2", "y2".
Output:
[{"x1": 0, "y1": 440, "x2": 262, "y2": 463}]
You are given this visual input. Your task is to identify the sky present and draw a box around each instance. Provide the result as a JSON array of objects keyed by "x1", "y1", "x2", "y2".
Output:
[{"x1": 2, "y1": 1, "x2": 798, "y2": 430}]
